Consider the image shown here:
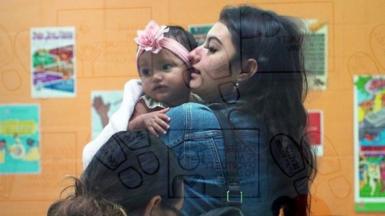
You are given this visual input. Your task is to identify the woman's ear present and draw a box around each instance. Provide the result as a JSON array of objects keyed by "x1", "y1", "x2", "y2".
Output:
[
  {"x1": 143, "y1": 195, "x2": 162, "y2": 216},
  {"x1": 238, "y1": 58, "x2": 258, "y2": 82}
]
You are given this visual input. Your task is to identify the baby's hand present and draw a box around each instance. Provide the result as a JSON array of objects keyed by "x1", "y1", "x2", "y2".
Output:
[{"x1": 140, "y1": 108, "x2": 170, "y2": 136}]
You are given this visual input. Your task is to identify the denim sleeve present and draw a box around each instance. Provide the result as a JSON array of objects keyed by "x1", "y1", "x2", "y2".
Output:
[
  {"x1": 161, "y1": 102, "x2": 222, "y2": 147},
  {"x1": 160, "y1": 103, "x2": 226, "y2": 215}
]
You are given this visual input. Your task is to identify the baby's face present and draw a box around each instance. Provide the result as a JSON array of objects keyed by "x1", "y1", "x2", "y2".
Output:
[{"x1": 138, "y1": 49, "x2": 191, "y2": 107}]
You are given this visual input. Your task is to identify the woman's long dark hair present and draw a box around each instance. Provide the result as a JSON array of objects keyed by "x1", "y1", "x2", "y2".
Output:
[{"x1": 220, "y1": 5, "x2": 316, "y2": 215}]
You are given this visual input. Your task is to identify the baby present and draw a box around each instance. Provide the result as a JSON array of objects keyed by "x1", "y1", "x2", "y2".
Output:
[
  {"x1": 128, "y1": 21, "x2": 198, "y2": 136},
  {"x1": 83, "y1": 21, "x2": 197, "y2": 168}
]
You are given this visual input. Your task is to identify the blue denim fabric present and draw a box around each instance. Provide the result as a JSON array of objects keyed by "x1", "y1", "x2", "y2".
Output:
[{"x1": 161, "y1": 102, "x2": 303, "y2": 216}]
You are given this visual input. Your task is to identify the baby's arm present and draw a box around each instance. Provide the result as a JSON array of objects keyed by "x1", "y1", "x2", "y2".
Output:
[
  {"x1": 128, "y1": 101, "x2": 170, "y2": 137},
  {"x1": 129, "y1": 100, "x2": 148, "y2": 121}
]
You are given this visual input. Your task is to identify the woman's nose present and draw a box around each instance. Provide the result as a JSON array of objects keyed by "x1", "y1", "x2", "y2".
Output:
[{"x1": 188, "y1": 46, "x2": 203, "y2": 65}]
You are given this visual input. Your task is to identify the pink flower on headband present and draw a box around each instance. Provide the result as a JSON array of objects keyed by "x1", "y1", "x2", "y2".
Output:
[{"x1": 135, "y1": 20, "x2": 169, "y2": 54}]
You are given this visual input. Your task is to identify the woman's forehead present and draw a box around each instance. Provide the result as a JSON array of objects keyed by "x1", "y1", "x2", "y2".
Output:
[
  {"x1": 206, "y1": 22, "x2": 232, "y2": 43},
  {"x1": 206, "y1": 22, "x2": 236, "y2": 57}
]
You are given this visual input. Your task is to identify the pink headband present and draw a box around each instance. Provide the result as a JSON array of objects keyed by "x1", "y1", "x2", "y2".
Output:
[{"x1": 134, "y1": 20, "x2": 190, "y2": 67}]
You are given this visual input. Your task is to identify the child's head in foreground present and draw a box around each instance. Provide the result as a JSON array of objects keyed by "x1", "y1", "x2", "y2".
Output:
[
  {"x1": 48, "y1": 131, "x2": 185, "y2": 216},
  {"x1": 135, "y1": 21, "x2": 197, "y2": 107},
  {"x1": 47, "y1": 177, "x2": 127, "y2": 216}
]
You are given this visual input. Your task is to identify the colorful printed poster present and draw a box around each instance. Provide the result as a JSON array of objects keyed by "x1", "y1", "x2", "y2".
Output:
[
  {"x1": 0, "y1": 105, "x2": 40, "y2": 174},
  {"x1": 307, "y1": 110, "x2": 323, "y2": 156},
  {"x1": 303, "y1": 19, "x2": 328, "y2": 90},
  {"x1": 91, "y1": 91, "x2": 123, "y2": 139},
  {"x1": 188, "y1": 24, "x2": 213, "y2": 45},
  {"x1": 31, "y1": 27, "x2": 76, "y2": 98},
  {"x1": 354, "y1": 75, "x2": 385, "y2": 212}
]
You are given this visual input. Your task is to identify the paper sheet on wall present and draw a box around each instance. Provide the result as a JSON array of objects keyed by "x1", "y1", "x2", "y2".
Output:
[
  {"x1": 31, "y1": 27, "x2": 76, "y2": 98},
  {"x1": 354, "y1": 75, "x2": 385, "y2": 212},
  {"x1": 307, "y1": 110, "x2": 324, "y2": 156},
  {"x1": 303, "y1": 19, "x2": 328, "y2": 90},
  {"x1": 188, "y1": 24, "x2": 213, "y2": 46},
  {"x1": 0, "y1": 104, "x2": 40, "y2": 174},
  {"x1": 91, "y1": 91, "x2": 123, "y2": 139}
]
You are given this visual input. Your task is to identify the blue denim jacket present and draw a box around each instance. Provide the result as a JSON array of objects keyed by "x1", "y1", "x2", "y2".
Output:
[{"x1": 161, "y1": 102, "x2": 307, "y2": 216}]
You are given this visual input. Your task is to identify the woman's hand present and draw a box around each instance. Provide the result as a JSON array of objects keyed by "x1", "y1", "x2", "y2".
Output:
[{"x1": 128, "y1": 108, "x2": 170, "y2": 137}]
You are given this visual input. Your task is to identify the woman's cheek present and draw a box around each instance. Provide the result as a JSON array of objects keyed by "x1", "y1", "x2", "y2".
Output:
[
  {"x1": 206, "y1": 61, "x2": 231, "y2": 81},
  {"x1": 189, "y1": 73, "x2": 203, "y2": 89}
]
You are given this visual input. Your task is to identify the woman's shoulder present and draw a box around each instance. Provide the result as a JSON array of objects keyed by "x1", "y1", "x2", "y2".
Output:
[
  {"x1": 168, "y1": 102, "x2": 218, "y2": 124},
  {"x1": 167, "y1": 102, "x2": 221, "y2": 130},
  {"x1": 170, "y1": 102, "x2": 213, "y2": 114}
]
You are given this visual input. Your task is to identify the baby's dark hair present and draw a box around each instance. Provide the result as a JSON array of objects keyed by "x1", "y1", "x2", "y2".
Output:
[
  {"x1": 47, "y1": 177, "x2": 127, "y2": 216},
  {"x1": 165, "y1": 26, "x2": 198, "y2": 51}
]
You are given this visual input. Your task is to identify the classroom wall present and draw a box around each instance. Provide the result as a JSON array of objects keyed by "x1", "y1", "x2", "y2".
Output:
[{"x1": 0, "y1": 0, "x2": 384, "y2": 215}]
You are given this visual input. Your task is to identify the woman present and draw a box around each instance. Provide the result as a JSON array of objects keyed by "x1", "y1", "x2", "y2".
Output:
[
  {"x1": 52, "y1": 131, "x2": 185, "y2": 216},
  {"x1": 82, "y1": 5, "x2": 314, "y2": 216},
  {"x1": 160, "y1": 5, "x2": 315, "y2": 216}
]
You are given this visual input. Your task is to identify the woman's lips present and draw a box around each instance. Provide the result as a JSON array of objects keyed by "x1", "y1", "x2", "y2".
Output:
[
  {"x1": 190, "y1": 68, "x2": 201, "y2": 77},
  {"x1": 191, "y1": 73, "x2": 200, "y2": 79}
]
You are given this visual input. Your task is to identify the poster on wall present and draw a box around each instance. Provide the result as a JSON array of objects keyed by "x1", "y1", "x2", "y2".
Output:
[
  {"x1": 307, "y1": 110, "x2": 323, "y2": 156},
  {"x1": 0, "y1": 104, "x2": 40, "y2": 174},
  {"x1": 31, "y1": 27, "x2": 76, "y2": 98},
  {"x1": 91, "y1": 91, "x2": 123, "y2": 139},
  {"x1": 354, "y1": 75, "x2": 385, "y2": 212},
  {"x1": 188, "y1": 24, "x2": 213, "y2": 46},
  {"x1": 303, "y1": 19, "x2": 328, "y2": 90}
]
